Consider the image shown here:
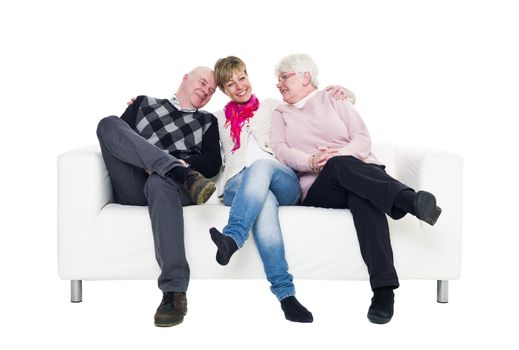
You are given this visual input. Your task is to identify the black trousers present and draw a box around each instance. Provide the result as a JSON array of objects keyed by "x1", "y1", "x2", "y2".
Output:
[{"x1": 303, "y1": 156, "x2": 411, "y2": 290}]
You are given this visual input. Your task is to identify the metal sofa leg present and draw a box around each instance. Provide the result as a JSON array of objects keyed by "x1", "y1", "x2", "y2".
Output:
[
  {"x1": 437, "y1": 280, "x2": 448, "y2": 303},
  {"x1": 71, "y1": 280, "x2": 83, "y2": 303}
]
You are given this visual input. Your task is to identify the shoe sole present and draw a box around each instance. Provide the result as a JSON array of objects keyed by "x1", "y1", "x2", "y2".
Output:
[
  {"x1": 196, "y1": 182, "x2": 216, "y2": 205},
  {"x1": 367, "y1": 313, "x2": 392, "y2": 324},
  {"x1": 154, "y1": 318, "x2": 184, "y2": 327},
  {"x1": 154, "y1": 310, "x2": 187, "y2": 327},
  {"x1": 415, "y1": 191, "x2": 442, "y2": 226}
]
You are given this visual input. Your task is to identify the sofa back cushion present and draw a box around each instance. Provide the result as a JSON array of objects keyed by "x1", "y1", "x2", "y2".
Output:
[{"x1": 372, "y1": 143, "x2": 396, "y2": 177}]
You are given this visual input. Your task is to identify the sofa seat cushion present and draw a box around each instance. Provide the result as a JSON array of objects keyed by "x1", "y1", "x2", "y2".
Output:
[{"x1": 90, "y1": 202, "x2": 426, "y2": 281}]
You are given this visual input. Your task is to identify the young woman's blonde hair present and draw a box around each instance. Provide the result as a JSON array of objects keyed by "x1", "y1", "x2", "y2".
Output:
[{"x1": 214, "y1": 56, "x2": 247, "y2": 92}]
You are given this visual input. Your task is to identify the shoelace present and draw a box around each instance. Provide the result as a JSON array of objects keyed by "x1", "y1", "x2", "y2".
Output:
[
  {"x1": 162, "y1": 292, "x2": 176, "y2": 305},
  {"x1": 162, "y1": 292, "x2": 186, "y2": 308}
]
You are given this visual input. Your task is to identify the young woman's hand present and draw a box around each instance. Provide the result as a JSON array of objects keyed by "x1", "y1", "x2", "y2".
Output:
[{"x1": 325, "y1": 86, "x2": 356, "y2": 104}]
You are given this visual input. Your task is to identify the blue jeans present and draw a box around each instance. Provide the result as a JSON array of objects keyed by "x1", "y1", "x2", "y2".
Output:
[{"x1": 223, "y1": 159, "x2": 301, "y2": 301}]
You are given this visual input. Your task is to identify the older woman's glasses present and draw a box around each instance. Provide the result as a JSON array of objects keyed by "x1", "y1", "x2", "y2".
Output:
[{"x1": 276, "y1": 72, "x2": 296, "y2": 85}]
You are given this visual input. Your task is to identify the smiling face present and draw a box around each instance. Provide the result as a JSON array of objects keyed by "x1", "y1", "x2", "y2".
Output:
[
  {"x1": 178, "y1": 67, "x2": 216, "y2": 110},
  {"x1": 223, "y1": 69, "x2": 253, "y2": 104},
  {"x1": 276, "y1": 71, "x2": 311, "y2": 104},
  {"x1": 274, "y1": 54, "x2": 320, "y2": 104}
]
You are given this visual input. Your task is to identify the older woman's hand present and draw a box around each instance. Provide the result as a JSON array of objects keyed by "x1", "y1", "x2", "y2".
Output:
[
  {"x1": 127, "y1": 97, "x2": 136, "y2": 106},
  {"x1": 316, "y1": 146, "x2": 341, "y2": 168},
  {"x1": 308, "y1": 153, "x2": 327, "y2": 172},
  {"x1": 325, "y1": 86, "x2": 356, "y2": 104},
  {"x1": 308, "y1": 146, "x2": 341, "y2": 172}
]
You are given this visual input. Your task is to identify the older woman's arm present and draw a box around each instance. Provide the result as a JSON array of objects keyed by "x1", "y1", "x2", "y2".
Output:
[
  {"x1": 271, "y1": 110, "x2": 314, "y2": 172},
  {"x1": 330, "y1": 98, "x2": 373, "y2": 160}
]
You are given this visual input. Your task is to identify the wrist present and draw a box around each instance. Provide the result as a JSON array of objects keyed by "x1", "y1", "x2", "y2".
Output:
[{"x1": 308, "y1": 154, "x2": 316, "y2": 172}]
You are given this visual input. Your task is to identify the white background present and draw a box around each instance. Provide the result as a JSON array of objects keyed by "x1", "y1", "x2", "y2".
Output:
[{"x1": 1, "y1": 0, "x2": 518, "y2": 348}]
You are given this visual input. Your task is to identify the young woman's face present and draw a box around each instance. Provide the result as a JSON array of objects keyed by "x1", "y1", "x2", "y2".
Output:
[{"x1": 223, "y1": 69, "x2": 253, "y2": 104}]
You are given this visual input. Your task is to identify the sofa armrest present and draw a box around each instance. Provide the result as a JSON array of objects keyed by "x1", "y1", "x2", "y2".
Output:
[
  {"x1": 394, "y1": 144, "x2": 463, "y2": 213},
  {"x1": 58, "y1": 145, "x2": 113, "y2": 229},
  {"x1": 58, "y1": 145, "x2": 112, "y2": 278},
  {"x1": 394, "y1": 144, "x2": 463, "y2": 279}
]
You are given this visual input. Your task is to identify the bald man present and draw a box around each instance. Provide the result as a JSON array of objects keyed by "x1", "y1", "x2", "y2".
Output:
[{"x1": 96, "y1": 67, "x2": 222, "y2": 327}]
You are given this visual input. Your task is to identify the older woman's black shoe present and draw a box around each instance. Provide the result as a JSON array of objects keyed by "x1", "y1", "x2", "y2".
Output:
[
  {"x1": 414, "y1": 191, "x2": 442, "y2": 226},
  {"x1": 154, "y1": 292, "x2": 187, "y2": 327},
  {"x1": 395, "y1": 190, "x2": 442, "y2": 226},
  {"x1": 367, "y1": 288, "x2": 394, "y2": 324}
]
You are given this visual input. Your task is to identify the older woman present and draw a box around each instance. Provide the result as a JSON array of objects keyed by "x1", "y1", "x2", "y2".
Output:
[
  {"x1": 209, "y1": 56, "x2": 355, "y2": 323},
  {"x1": 271, "y1": 54, "x2": 442, "y2": 324}
]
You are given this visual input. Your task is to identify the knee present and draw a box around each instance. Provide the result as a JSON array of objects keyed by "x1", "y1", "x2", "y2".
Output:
[
  {"x1": 96, "y1": 116, "x2": 119, "y2": 140},
  {"x1": 322, "y1": 155, "x2": 357, "y2": 174},
  {"x1": 249, "y1": 158, "x2": 277, "y2": 172},
  {"x1": 241, "y1": 160, "x2": 276, "y2": 191},
  {"x1": 328, "y1": 155, "x2": 355, "y2": 166}
]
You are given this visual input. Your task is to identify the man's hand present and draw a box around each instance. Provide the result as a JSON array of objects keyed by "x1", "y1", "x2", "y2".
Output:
[
  {"x1": 178, "y1": 159, "x2": 189, "y2": 167},
  {"x1": 127, "y1": 97, "x2": 136, "y2": 106}
]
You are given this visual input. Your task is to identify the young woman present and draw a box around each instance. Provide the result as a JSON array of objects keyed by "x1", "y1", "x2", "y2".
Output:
[{"x1": 209, "y1": 56, "x2": 355, "y2": 323}]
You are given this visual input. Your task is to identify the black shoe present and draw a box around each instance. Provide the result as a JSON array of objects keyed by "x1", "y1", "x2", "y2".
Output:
[
  {"x1": 414, "y1": 191, "x2": 442, "y2": 226},
  {"x1": 184, "y1": 171, "x2": 216, "y2": 205},
  {"x1": 367, "y1": 288, "x2": 394, "y2": 324},
  {"x1": 154, "y1": 292, "x2": 187, "y2": 327}
]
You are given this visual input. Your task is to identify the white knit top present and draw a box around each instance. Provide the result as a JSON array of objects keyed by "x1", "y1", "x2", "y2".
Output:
[{"x1": 215, "y1": 98, "x2": 282, "y2": 197}]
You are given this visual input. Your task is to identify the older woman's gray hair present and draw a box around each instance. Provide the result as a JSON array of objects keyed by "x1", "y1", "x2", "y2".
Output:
[{"x1": 274, "y1": 54, "x2": 319, "y2": 88}]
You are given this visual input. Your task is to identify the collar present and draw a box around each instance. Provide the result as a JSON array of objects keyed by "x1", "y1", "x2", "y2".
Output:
[
  {"x1": 292, "y1": 89, "x2": 319, "y2": 109},
  {"x1": 170, "y1": 94, "x2": 197, "y2": 113}
]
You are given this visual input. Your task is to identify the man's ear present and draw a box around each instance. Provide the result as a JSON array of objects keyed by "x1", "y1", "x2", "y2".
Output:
[{"x1": 183, "y1": 73, "x2": 189, "y2": 82}]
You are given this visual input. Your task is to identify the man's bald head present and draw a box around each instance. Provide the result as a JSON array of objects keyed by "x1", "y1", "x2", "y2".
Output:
[{"x1": 176, "y1": 66, "x2": 216, "y2": 110}]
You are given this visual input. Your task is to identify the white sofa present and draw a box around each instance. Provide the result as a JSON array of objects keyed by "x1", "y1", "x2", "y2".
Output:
[{"x1": 57, "y1": 143, "x2": 463, "y2": 303}]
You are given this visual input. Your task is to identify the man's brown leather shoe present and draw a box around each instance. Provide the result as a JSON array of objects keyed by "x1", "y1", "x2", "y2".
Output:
[
  {"x1": 154, "y1": 292, "x2": 187, "y2": 327},
  {"x1": 184, "y1": 171, "x2": 216, "y2": 205}
]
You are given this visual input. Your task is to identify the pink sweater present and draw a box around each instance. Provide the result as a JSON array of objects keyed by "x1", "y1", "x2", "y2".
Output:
[{"x1": 271, "y1": 89, "x2": 382, "y2": 200}]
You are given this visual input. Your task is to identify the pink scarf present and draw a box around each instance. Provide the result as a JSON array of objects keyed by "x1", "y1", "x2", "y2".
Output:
[{"x1": 224, "y1": 94, "x2": 260, "y2": 153}]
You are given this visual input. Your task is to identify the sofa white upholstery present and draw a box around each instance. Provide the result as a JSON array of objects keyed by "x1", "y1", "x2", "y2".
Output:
[{"x1": 57, "y1": 143, "x2": 462, "y2": 303}]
